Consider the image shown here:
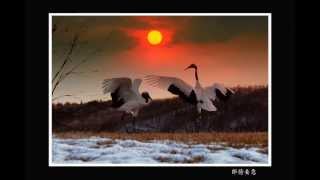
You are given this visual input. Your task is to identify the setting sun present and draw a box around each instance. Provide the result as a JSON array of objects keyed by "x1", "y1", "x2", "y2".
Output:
[{"x1": 147, "y1": 30, "x2": 162, "y2": 45}]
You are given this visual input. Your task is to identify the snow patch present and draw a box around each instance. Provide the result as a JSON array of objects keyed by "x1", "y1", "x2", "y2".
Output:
[{"x1": 52, "y1": 137, "x2": 268, "y2": 164}]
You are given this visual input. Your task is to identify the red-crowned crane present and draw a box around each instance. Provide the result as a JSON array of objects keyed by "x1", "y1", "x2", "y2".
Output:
[
  {"x1": 102, "y1": 78, "x2": 152, "y2": 131},
  {"x1": 145, "y1": 64, "x2": 234, "y2": 114}
]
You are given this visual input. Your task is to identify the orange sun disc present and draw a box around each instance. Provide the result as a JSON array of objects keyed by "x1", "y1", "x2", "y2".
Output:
[{"x1": 147, "y1": 30, "x2": 163, "y2": 45}]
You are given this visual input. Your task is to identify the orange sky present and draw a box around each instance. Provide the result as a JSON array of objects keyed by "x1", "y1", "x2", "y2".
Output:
[{"x1": 52, "y1": 16, "x2": 269, "y2": 103}]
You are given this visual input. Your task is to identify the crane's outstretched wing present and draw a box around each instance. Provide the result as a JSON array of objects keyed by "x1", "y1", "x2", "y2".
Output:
[
  {"x1": 132, "y1": 78, "x2": 142, "y2": 94},
  {"x1": 102, "y1": 77, "x2": 135, "y2": 108},
  {"x1": 102, "y1": 78, "x2": 132, "y2": 94},
  {"x1": 204, "y1": 83, "x2": 234, "y2": 102},
  {"x1": 144, "y1": 75, "x2": 196, "y2": 104}
]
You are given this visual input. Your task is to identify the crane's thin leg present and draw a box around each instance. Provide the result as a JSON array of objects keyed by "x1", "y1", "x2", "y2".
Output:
[
  {"x1": 193, "y1": 104, "x2": 201, "y2": 132},
  {"x1": 132, "y1": 116, "x2": 136, "y2": 133},
  {"x1": 194, "y1": 113, "x2": 201, "y2": 133},
  {"x1": 121, "y1": 112, "x2": 126, "y2": 121},
  {"x1": 198, "y1": 114, "x2": 202, "y2": 132},
  {"x1": 121, "y1": 113, "x2": 129, "y2": 133}
]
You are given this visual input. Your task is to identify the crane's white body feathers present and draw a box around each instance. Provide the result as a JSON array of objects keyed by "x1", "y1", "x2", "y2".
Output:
[
  {"x1": 145, "y1": 75, "x2": 233, "y2": 113},
  {"x1": 102, "y1": 78, "x2": 150, "y2": 116},
  {"x1": 194, "y1": 81, "x2": 217, "y2": 113}
]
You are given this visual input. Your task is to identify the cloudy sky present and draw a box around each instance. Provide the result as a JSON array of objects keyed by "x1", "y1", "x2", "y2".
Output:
[{"x1": 52, "y1": 15, "x2": 269, "y2": 103}]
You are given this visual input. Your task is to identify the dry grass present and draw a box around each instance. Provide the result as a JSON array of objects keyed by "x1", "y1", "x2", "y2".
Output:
[
  {"x1": 154, "y1": 155, "x2": 205, "y2": 163},
  {"x1": 90, "y1": 139, "x2": 115, "y2": 148},
  {"x1": 155, "y1": 156, "x2": 172, "y2": 163},
  {"x1": 96, "y1": 139, "x2": 115, "y2": 146},
  {"x1": 54, "y1": 131, "x2": 268, "y2": 148}
]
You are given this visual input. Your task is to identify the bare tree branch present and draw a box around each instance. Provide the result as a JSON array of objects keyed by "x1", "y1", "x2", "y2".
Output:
[
  {"x1": 52, "y1": 34, "x2": 79, "y2": 83},
  {"x1": 51, "y1": 25, "x2": 108, "y2": 96},
  {"x1": 53, "y1": 47, "x2": 103, "y2": 95},
  {"x1": 51, "y1": 48, "x2": 102, "y2": 95}
]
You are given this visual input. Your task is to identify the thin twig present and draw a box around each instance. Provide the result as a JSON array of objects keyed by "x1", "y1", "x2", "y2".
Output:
[
  {"x1": 52, "y1": 29, "x2": 109, "y2": 95},
  {"x1": 52, "y1": 34, "x2": 79, "y2": 83},
  {"x1": 58, "y1": 48, "x2": 103, "y2": 83}
]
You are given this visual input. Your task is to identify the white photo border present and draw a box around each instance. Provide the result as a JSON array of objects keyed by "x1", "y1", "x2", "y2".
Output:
[{"x1": 48, "y1": 13, "x2": 272, "y2": 167}]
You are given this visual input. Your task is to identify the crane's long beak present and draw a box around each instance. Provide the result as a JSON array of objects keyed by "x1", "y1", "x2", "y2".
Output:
[{"x1": 184, "y1": 66, "x2": 191, "y2": 71}]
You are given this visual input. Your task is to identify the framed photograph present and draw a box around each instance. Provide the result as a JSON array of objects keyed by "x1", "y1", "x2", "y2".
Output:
[
  {"x1": 25, "y1": 1, "x2": 296, "y2": 178},
  {"x1": 49, "y1": 13, "x2": 271, "y2": 167}
]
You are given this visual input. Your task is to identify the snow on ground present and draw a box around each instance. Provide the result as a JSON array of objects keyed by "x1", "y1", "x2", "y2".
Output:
[{"x1": 52, "y1": 137, "x2": 268, "y2": 164}]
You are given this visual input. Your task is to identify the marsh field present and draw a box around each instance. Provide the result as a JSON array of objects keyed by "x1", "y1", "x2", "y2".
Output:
[
  {"x1": 53, "y1": 86, "x2": 268, "y2": 132},
  {"x1": 51, "y1": 86, "x2": 269, "y2": 165}
]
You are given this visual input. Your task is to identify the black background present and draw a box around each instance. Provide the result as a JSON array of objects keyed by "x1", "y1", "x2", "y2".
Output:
[{"x1": 25, "y1": 0, "x2": 296, "y2": 179}]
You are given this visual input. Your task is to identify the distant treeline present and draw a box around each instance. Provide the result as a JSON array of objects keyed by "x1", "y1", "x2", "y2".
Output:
[{"x1": 53, "y1": 86, "x2": 268, "y2": 132}]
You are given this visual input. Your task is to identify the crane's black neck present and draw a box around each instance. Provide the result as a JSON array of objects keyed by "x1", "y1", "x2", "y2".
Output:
[{"x1": 194, "y1": 68, "x2": 199, "y2": 81}]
